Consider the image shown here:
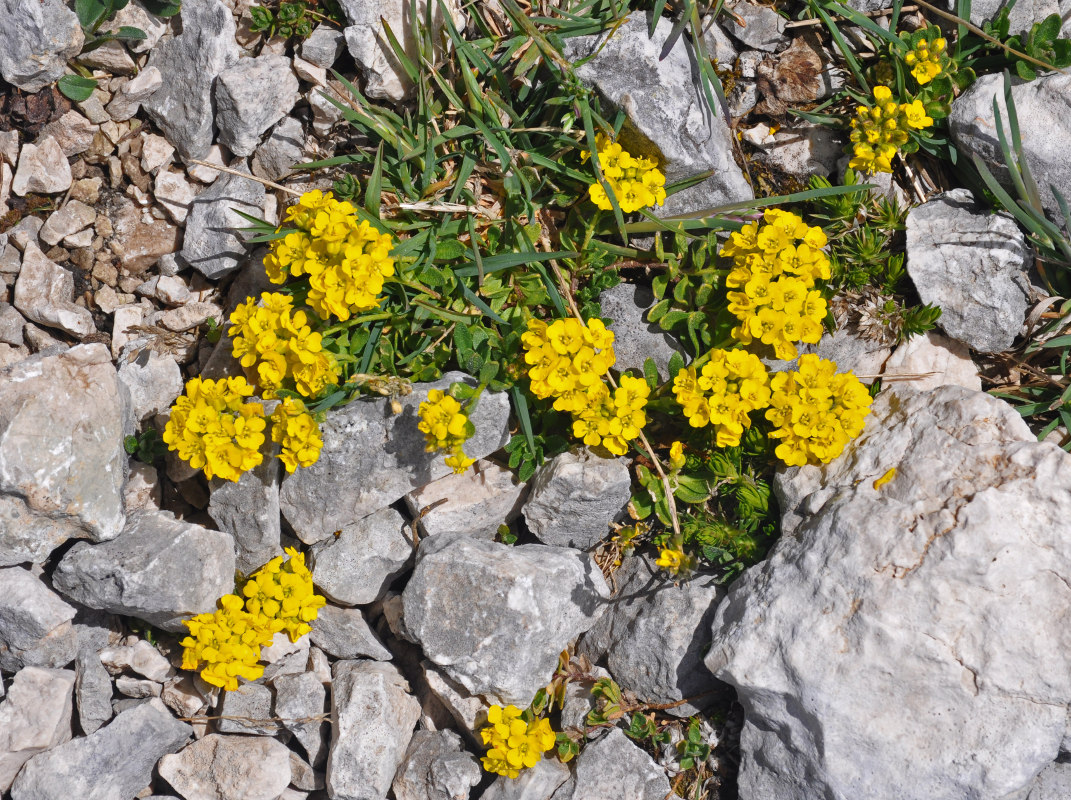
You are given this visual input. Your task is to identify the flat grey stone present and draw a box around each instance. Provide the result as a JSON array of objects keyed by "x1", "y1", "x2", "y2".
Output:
[
  {"x1": 481, "y1": 757, "x2": 571, "y2": 800},
  {"x1": 328, "y1": 660, "x2": 420, "y2": 800},
  {"x1": 598, "y1": 283, "x2": 687, "y2": 380},
  {"x1": 141, "y1": 0, "x2": 239, "y2": 160},
  {"x1": 579, "y1": 555, "x2": 723, "y2": 716},
  {"x1": 116, "y1": 350, "x2": 183, "y2": 423},
  {"x1": 0, "y1": 667, "x2": 75, "y2": 792},
  {"x1": 0, "y1": 0, "x2": 83, "y2": 93},
  {"x1": 217, "y1": 682, "x2": 277, "y2": 735},
  {"x1": 523, "y1": 449, "x2": 631, "y2": 550},
  {"x1": 11, "y1": 698, "x2": 190, "y2": 800},
  {"x1": 251, "y1": 117, "x2": 306, "y2": 182},
  {"x1": 310, "y1": 605, "x2": 392, "y2": 661},
  {"x1": 391, "y1": 729, "x2": 481, "y2": 800},
  {"x1": 310, "y1": 506, "x2": 413, "y2": 603},
  {"x1": 214, "y1": 55, "x2": 300, "y2": 157},
  {"x1": 565, "y1": 15, "x2": 753, "y2": 217},
  {"x1": 549, "y1": 728, "x2": 670, "y2": 800},
  {"x1": 179, "y1": 168, "x2": 265, "y2": 280},
  {"x1": 404, "y1": 460, "x2": 527, "y2": 540},
  {"x1": 0, "y1": 343, "x2": 129, "y2": 566},
  {"x1": 273, "y1": 671, "x2": 328, "y2": 766},
  {"x1": 281, "y1": 371, "x2": 510, "y2": 543},
  {"x1": 709, "y1": 386, "x2": 1071, "y2": 800},
  {"x1": 402, "y1": 533, "x2": 610, "y2": 705},
  {"x1": 208, "y1": 442, "x2": 282, "y2": 575},
  {"x1": 906, "y1": 189, "x2": 1032, "y2": 353},
  {"x1": 300, "y1": 24, "x2": 346, "y2": 68},
  {"x1": 14, "y1": 242, "x2": 94, "y2": 338},
  {"x1": 52, "y1": 510, "x2": 236, "y2": 632},
  {"x1": 722, "y1": 1, "x2": 787, "y2": 51},
  {"x1": 157, "y1": 733, "x2": 292, "y2": 800}
]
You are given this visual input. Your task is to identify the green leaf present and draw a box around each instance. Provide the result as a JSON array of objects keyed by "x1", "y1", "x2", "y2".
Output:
[
  {"x1": 75, "y1": 0, "x2": 108, "y2": 30},
  {"x1": 124, "y1": 435, "x2": 138, "y2": 455},
  {"x1": 57, "y1": 74, "x2": 98, "y2": 102},
  {"x1": 454, "y1": 323, "x2": 474, "y2": 357},
  {"x1": 1037, "y1": 13, "x2": 1060, "y2": 44},
  {"x1": 1016, "y1": 59, "x2": 1037, "y2": 80},
  {"x1": 433, "y1": 239, "x2": 467, "y2": 261},
  {"x1": 115, "y1": 25, "x2": 147, "y2": 39},
  {"x1": 642, "y1": 357, "x2": 659, "y2": 390},
  {"x1": 647, "y1": 298, "x2": 670, "y2": 323},
  {"x1": 668, "y1": 351, "x2": 685, "y2": 379}
]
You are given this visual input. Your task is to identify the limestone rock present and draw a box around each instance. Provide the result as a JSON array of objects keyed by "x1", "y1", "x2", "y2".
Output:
[
  {"x1": 14, "y1": 242, "x2": 95, "y2": 338},
  {"x1": 392, "y1": 729, "x2": 481, "y2": 800},
  {"x1": 523, "y1": 449, "x2": 631, "y2": 550},
  {"x1": 328, "y1": 660, "x2": 421, "y2": 800},
  {"x1": 38, "y1": 112, "x2": 96, "y2": 159},
  {"x1": 0, "y1": 667, "x2": 75, "y2": 792},
  {"x1": 251, "y1": 117, "x2": 306, "y2": 182},
  {"x1": 153, "y1": 169, "x2": 198, "y2": 224},
  {"x1": 709, "y1": 386, "x2": 1071, "y2": 800},
  {"x1": 404, "y1": 460, "x2": 527, "y2": 540},
  {"x1": 579, "y1": 555, "x2": 723, "y2": 716},
  {"x1": 310, "y1": 506, "x2": 412, "y2": 602},
  {"x1": 107, "y1": 198, "x2": 180, "y2": 274},
  {"x1": 1027, "y1": 761, "x2": 1071, "y2": 799},
  {"x1": 0, "y1": 0, "x2": 83, "y2": 93},
  {"x1": 141, "y1": 0, "x2": 239, "y2": 160},
  {"x1": 906, "y1": 189, "x2": 1031, "y2": 353},
  {"x1": 339, "y1": 0, "x2": 466, "y2": 101},
  {"x1": 106, "y1": 66, "x2": 163, "y2": 122},
  {"x1": 300, "y1": 24, "x2": 346, "y2": 68},
  {"x1": 214, "y1": 55, "x2": 300, "y2": 157},
  {"x1": 157, "y1": 733, "x2": 292, "y2": 800},
  {"x1": 310, "y1": 605, "x2": 392, "y2": 661},
  {"x1": 481, "y1": 757, "x2": 571, "y2": 800},
  {"x1": 565, "y1": 16, "x2": 753, "y2": 217},
  {"x1": 882, "y1": 330, "x2": 981, "y2": 392},
  {"x1": 217, "y1": 682, "x2": 277, "y2": 736},
  {"x1": 117, "y1": 350, "x2": 183, "y2": 423},
  {"x1": 0, "y1": 343, "x2": 129, "y2": 566},
  {"x1": 52, "y1": 511, "x2": 236, "y2": 632},
  {"x1": 950, "y1": 72, "x2": 1071, "y2": 224},
  {"x1": 402, "y1": 533, "x2": 610, "y2": 705},
  {"x1": 98, "y1": 640, "x2": 173, "y2": 683},
  {"x1": 10, "y1": 698, "x2": 190, "y2": 800},
  {"x1": 40, "y1": 201, "x2": 96, "y2": 247},
  {"x1": 0, "y1": 569, "x2": 77, "y2": 672},
  {"x1": 273, "y1": 671, "x2": 328, "y2": 766},
  {"x1": 549, "y1": 728, "x2": 670, "y2": 800},
  {"x1": 75, "y1": 651, "x2": 114, "y2": 735},
  {"x1": 599, "y1": 283, "x2": 687, "y2": 379},
  {"x1": 12, "y1": 137, "x2": 71, "y2": 197},
  {"x1": 281, "y1": 372, "x2": 510, "y2": 543},
  {"x1": 179, "y1": 168, "x2": 265, "y2": 280},
  {"x1": 208, "y1": 442, "x2": 282, "y2": 575},
  {"x1": 722, "y1": 1, "x2": 787, "y2": 51}
]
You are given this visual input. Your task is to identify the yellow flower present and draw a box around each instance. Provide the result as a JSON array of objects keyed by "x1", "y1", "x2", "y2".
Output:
[
  {"x1": 418, "y1": 389, "x2": 476, "y2": 474},
  {"x1": 848, "y1": 86, "x2": 931, "y2": 174},
  {"x1": 655, "y1": 547, "x2": 686, "y2": 574},
  {"x1": 241, "y1": 547, "x2": 327, "y2": 642},
  {"x1": 270, "y1": 397, "x2": 324, "y2": 473},
  {"x1": 479, "y1": 706, "x2": 557, "y2": 779},
  {"x1": 179, "y1": 594, "x2": 278, "y2": 691},
  {"x1": 585, "y1": 133, "x2": 667, "y2": 213}
]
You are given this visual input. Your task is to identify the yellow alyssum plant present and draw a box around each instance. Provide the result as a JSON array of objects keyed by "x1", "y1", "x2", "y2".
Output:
[
  {"x1": 848, "y1": 85, "x2": 933, "y2": 174},
  {"x1": 418, "y1": 388, "x2": 477, "y2": 474},
  {"x1": 264, "y1": 189, "x2": 396, "y2": 321},
  {"x1": 765, "y1": 354, "x2": 873, "y2": 466},
  {"x1": 522, "y1": 318, "x2": 650, "y2": 456},
  {"x1": 904, "y1": 29, "x2": 948, "y2": 85},
  {"x1": 162, "y1": 376, "x2": 267, "y2": 482},
  {"x1": 479, "y1": 704, "x2": 557, "y2": 779},
  {"x1": 181, "y1": 548, "x2": 327, "y2": 690},
  {"x1": 581, "y1": 133, "x2": 667, "y2": 213},
  {"x1": 270, "y1": 397, "x2": 325, "y2": 473},
  {"x1": 672, "y1": 349, "x2": 771, "y2": 446},
  {"x1": 229, "y1": 291, "x2": 339, "y2": 399},
  {"x1": 722, "y1": 209, "x2": 830, "y2": 361}
]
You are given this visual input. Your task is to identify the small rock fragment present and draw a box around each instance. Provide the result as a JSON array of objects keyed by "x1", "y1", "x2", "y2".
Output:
[
  {"x1": 310, "y1": 605, "x2": 392, "y2": 661},
  {"x1": 0, "y1": 667, "x2": 75, "y2": 792},
  {"x1": 214, "y1": 54, "x2": 300, "y2": 157},
  {"x1": 273, "y1": 671, "x2": 328, "y2": 766},
  {"x1": 404, "y1": 460, "x2": 527, "y2": 540},
  {"x1": 40, "y1": 201, "x2": 96, "y2": 247},
  {"x1": 180, "y1": 169, "x2": 265, "y2": 279},
  {"x1": 217, "y1": 682, "x2": 277, "y2": 735},
  {"x1": 392, "y1": 729, "x2": 481, "y2": 800},
  {"x1": 157, "y1": 733, "x2": 292, "y2": 800},
  {"x1": 106, "y1": 67, "x2": 163, "y2": 121},
  {"x1": 12, "y1": 136, "x2": 72, "y2": 196}
]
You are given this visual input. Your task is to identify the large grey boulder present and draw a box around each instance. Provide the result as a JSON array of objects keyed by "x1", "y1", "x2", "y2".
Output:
[
  {"x1": 392, "y1": 729, "x2": 481, "y2": 800},
  {"x1": 328, "y1": 660, "x2": 421, "y2": 800},
  {"x1": 141, "y1": 0, "x2": 239, "y2": 160},
  {"x1": 1027, "y1": 761, "x2": 1071, "y2": 799},
  {"x1": 0, "y1": 0, "x2": 83, "y2": 93},
  {"x1": 0, "y1": 667, "x2": 75, "y2": 791},
  {"x1": 52, "y1": 511, "x2": 236, "y2": 632},
  {"x1": 402, "y1": 533, "x2": 610, "y2": 705},
  {"x1": 0, "y1": 344, "x2": 130, "y2": 566},
  {"x1": 10, "y1": 698, "x2": 190, "y2": 800},
  {"x1": 214, "y1": 55, "x2": 300, "y2": 157},
  {"x1": 579, "y1": 555, "x2": 723, "y2": 716},
  {"x1": 549, "y1": 728, "x2": 670, "y2": 800},
  {"x1": 950, "y1": 72, "x2": 1071, "y2": 224},
  {"x1": 523, "y1": 449, "x2": 631, "y2": 549},
  {"x1": 565, "y1": 15, "x2": 753, "y2": 217},
  {"x1": 179, "y1": 168, "x2": 265, "y2": 279},
  {"x1": 708, "y1": 386, "x2": 1071, "y2": 800},
  {"x1": 0, "y1": 567, "x2": 78, "y2": 672},
  {"x1": 157, "y1": 734, "x2": 292, "y2": 800},
  {"x1": 310, "y1": 506, "x2": 413, "y2": 603},
  {"x1": 281, "y1": 372, "x2": 510, "y2": 543},
  {"x1": 906, "y1": 189, "x2": 1032, "y2": 353}
]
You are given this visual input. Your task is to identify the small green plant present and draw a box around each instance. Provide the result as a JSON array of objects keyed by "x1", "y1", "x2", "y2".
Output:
[
  {"x1": 676, "y1": 718, "x2": 712, "y2": 771},
  {"x1": 124, "y1": 428, "x2": 167, "y2": 465},
  {"x1": 248, "y1": 0, "x2": 343, "y2": 40},
  {"x1": 983, "y1": 10, "x2": 1071, "y2": 80}
]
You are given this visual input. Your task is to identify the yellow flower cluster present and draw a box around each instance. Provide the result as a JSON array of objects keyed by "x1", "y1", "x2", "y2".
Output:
[
  {"x1": 181, "y1": 549, "x2": 327, "y2": 690},
  {"x1": 655, "y1": 547, "x2": 686, "y2": 575},
  {"x1": 765, "y1": 354, "x2": 873, "y2": 466},
  {"x1": 479, "y1": 705, "x2": 557, "y2": 779},
  {"x1": 522, "y1": 318, "x2": 649, "y2": 456},
  {"x1": 264, "y1": 190, "x2": 396, "y2": 322},
  {"x1": 229, "y1": 292, "x2": 339, "y2": 398},
  {"x1": 905, "y1": 31, "x2": 946, "y2": 85},
  {"x1": 271, "y1": 397, "x2": 325, "y2": 473},
  {"x1": 242, "y1": 547, "x2": 327, "y2": 642},
  {"x1": 723, "y1": 209, "x2": 830, "y2": 361},
  {"x1": 165, "y1": 376, "x2": 326, "y2": 481},
  {"x1": 180, "y1": 595, "x2": 277, "y2": 691},
  {"x1": 418, "y1": 389, "x2": 476, "y2": 474},
  {"x1": 163, "y1": 376, "x2": 267, "y2": 482},
  {"x1": 673, "y1": 349, "x2": 771, "y2": 447},
  {"x1": 849, "y1": 85, "x2": 933, "y2": 174},
  {"x1": 582, "y1": 133, "x2": 667, "y2": 213}
]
